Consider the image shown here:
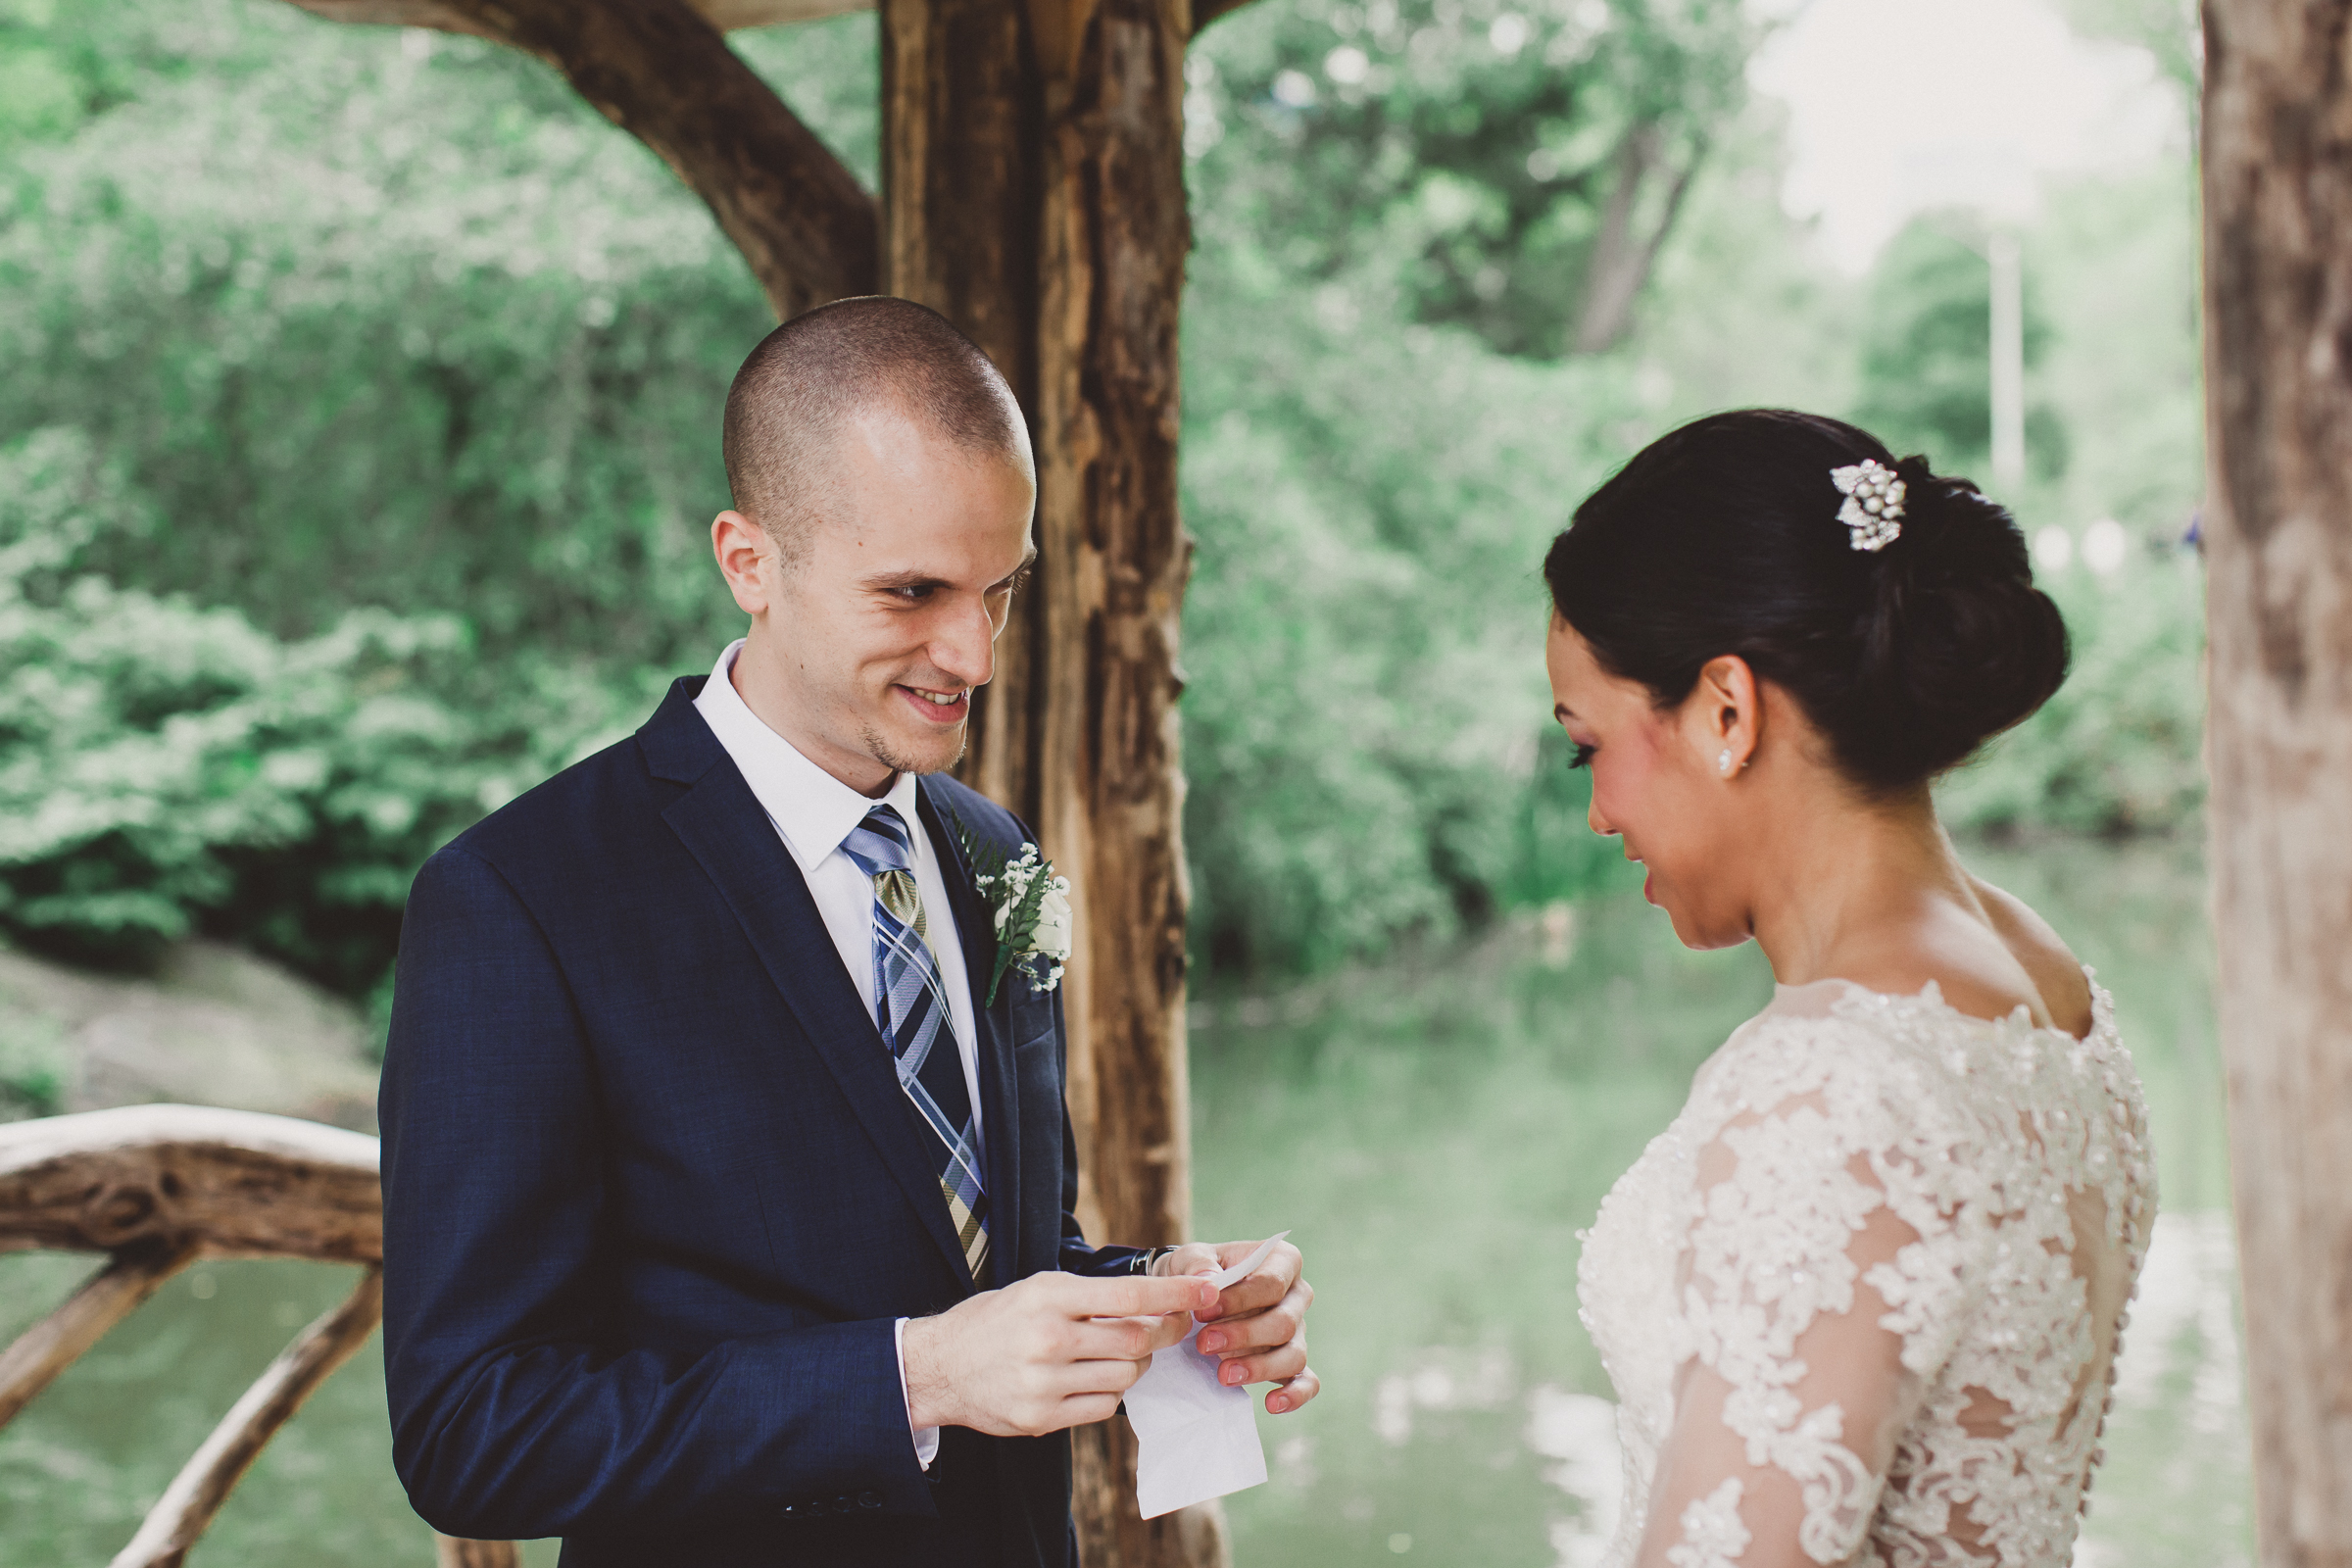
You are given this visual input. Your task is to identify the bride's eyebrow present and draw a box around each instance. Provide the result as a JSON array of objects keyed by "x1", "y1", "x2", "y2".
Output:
[{"x1": 1553, "y1": 703, "x2": 1580, "y2": 723}]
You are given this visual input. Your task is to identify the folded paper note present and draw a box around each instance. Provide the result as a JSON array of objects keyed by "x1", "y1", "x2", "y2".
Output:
[{"x1": 1123, "y1": 1231, "x2": 1291, "y2": 1520}]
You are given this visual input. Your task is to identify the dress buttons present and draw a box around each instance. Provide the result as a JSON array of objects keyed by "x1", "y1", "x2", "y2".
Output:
[{"x1": 858, "y1": 1491, "x2": 884, "y2": 1510}]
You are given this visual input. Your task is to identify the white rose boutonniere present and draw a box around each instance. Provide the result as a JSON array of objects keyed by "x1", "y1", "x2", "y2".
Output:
[{"x1": 953, "y1": 815, "x2": 1073, "y2": 1004}]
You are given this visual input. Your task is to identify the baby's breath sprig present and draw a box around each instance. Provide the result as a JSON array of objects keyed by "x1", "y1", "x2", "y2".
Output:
[{"x1": 952, "y1": 812, "x2": 1073, "y2": 1004}]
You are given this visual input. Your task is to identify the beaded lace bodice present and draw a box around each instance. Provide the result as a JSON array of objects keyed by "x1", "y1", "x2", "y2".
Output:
[{"x1": 1577, "y1": 973, "x2": 2154, "y2": 1567}]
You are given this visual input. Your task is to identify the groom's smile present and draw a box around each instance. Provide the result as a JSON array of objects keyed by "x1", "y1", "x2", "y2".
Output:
[
  {"x1": 898, "y1": 683, "x2": 972, "y2": 723},
  {"x1": 712, "y1": 395, "x2": 1038, "y2": 797}
]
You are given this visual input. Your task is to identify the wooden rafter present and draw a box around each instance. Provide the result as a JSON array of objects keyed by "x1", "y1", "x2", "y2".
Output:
[{"x1": 276, "y1": 0, "x2": 880, "y2": 318}]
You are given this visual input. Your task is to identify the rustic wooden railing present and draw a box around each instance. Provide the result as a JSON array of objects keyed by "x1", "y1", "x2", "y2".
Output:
[{"x1": 0, "y1": 1104, "x2": 519, "y2": 1568}]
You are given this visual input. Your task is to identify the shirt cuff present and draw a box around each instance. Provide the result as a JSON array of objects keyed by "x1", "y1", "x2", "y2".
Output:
[{"x1": 894, "y1": 1316, "x2": 940, "y2": 1470}]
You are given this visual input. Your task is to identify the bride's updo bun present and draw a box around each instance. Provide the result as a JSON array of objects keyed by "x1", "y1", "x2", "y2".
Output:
[{"x1": 1544, "y1": 409, "x2": 2069, "y2": 794}]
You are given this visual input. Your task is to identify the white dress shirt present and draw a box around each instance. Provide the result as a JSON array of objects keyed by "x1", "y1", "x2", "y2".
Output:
[{"x1": 694, "y1": 638, "x2": 978, "y2": 1467}]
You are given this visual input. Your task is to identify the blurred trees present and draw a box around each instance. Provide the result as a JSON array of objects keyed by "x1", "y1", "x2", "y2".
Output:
[
  {"x1": 0, "y1": 424, "x2": 648, "y2": 998},
  {"x1": 1850, "y1": 218, "x2": 2066, "y2": 482},
  {"x1": 1183, "y1": 0, "x2": 1755, "y2": 359},
  {"x1": 0, "y1": 0, "x2": 2211, "y2": 994}
]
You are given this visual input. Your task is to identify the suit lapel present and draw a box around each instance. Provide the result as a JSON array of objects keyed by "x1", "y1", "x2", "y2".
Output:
[
  {"x1": 653, "y1": 723, "x2": 972, "y2": 1290},
  {"x1": 918, "y1": 777, "x2": 1023, "y2": 1289}
]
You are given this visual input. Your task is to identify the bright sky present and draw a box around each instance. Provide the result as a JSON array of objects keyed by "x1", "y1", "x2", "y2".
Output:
[{"x1": 1748, "y1": 0, "x2": 2186, "y2": 270}]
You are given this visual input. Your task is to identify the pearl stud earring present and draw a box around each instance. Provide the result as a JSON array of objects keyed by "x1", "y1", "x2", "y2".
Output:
[{"x1": 1717, "y1": 749, "x2": 1735, "y2": 775}]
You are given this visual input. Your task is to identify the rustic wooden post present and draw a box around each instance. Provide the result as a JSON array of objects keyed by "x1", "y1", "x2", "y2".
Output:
[
  {"x1": 878, "y1": 0, "x2": 1048, "y2": 810},
  {"x1": 2202, "y1": 0, "x2": 2352, "y2": 1559},
  {"x1": 1028, "y1": 4, "x2": 1204, "y2": 1560},
  {"x1": 883, "y1": 3, "x2": 1214, "y2": 1561}
]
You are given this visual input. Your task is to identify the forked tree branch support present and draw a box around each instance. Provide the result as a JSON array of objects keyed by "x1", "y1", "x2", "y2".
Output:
[
  {"x1": 275, "y1": 0, "x2": 1263, "y2": 322},
  {"x1": 282, "y1": 0, "x2": 882, "y2": 318}
]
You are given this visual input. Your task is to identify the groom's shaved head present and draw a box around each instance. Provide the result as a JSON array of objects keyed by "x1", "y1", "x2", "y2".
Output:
[{"x1": 722, "y1": 296, "x2": 1033, "y2": 564}]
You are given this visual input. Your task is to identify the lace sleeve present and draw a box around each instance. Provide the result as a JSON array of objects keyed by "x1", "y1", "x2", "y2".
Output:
[{"x1": 1636, "y1": 1071, "x2": 1975, "y2": 1568}]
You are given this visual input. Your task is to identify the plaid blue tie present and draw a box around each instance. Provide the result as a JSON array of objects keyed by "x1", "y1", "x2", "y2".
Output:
[{"x1": 840, "y1": 804, "x2": 990, "y2": 1284}]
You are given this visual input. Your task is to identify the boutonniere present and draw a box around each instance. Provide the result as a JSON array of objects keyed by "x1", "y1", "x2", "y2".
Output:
[{"x1": 953, "y1": 815, "x2": 1073, "y2": 1004}]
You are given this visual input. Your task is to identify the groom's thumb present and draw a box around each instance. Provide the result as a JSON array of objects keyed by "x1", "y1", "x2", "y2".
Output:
[{"x1": 1076, "y1": 1274, "x2": 1217, "y2": 1319}]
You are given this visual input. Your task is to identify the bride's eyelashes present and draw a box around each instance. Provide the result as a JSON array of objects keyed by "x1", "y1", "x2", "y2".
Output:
[{"x1": 1568, "y1": 742, "x2": 1596, "y2": 770}]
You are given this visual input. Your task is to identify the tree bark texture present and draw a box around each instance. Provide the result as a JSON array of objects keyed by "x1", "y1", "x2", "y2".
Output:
[
  {"x1": 279, "y1": 0, "x2": 879, "y2": 318},
  {"x1": 1029, "y1": 2, "x2": 1210, "y2": 1561},
  {"x1": 881, "y1": 0, "x2": 1049, "y2": 812},
  {"x1": 2202, "y1": 2, "x2": 2352, "y2": 1562},
  {"x1": 886, "y1": 3, "x2": 1213, "y2": 1561},
  {"x1": 0, "y1": 1103, "x2": 384, "y2": 1262}
]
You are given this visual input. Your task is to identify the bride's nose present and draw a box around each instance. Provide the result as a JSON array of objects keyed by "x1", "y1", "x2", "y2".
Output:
[{"x1": 1588, "y1": 796, "x2": 1616, "y2": 837}]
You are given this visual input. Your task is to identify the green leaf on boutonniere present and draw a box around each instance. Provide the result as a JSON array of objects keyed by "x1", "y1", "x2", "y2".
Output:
[{"x1": 948, "y1": 807, "x2": 1071, "y2": 1006}]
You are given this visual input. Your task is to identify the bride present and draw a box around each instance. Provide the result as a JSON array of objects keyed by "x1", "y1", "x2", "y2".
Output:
[{"x1": 1545, "y1": 411, "x2": 2155, "y2": 1566}]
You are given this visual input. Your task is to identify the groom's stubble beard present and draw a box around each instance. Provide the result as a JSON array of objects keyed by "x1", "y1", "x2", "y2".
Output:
[{"x1": 863, "y1": 719, "x2": 967, "y2": 779}]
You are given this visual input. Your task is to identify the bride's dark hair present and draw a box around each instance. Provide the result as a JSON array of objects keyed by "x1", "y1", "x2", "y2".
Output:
[{"x1": 1543, "y1": 409, "x2": 2070, "y2": 794}]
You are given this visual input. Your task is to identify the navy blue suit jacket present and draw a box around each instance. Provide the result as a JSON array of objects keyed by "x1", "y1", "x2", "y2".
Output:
[{"x1": 379, "y1": 677, "x2": 1144, "y2": 1568}]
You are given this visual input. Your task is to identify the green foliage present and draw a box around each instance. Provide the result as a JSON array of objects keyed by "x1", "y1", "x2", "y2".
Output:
[
  {"x1": 1174, "y1": 15, "x2": 1841, "y2": 972},
  {"x1": 0, "y1": 1007, "x2": 68, "y2": 1120},
  {"x1": 0, "y1": 0, "x2": 809, "y2": 669},
  {"x1": 0, "y1": 0, "x2": 2210, "y2": 990},
  {"x1": 0, "y1": 425, "x2": 637, "y2": 990},
  {"x1": 1850, "y1": 217, "x2": 2065, "y2": 481},
  {"x1": 2023, "y1": 160, "x2": 2203, "y2": 535},
  {"x1": 1188, "y1": 0, "x2": 1756, "y2": 358},
  {"x1": 1938, "y1": 541, "x2": 2206, "y2": 835},
  {"x1": 1174, "y1": 261, "x2": 1629, "y2": 970}
]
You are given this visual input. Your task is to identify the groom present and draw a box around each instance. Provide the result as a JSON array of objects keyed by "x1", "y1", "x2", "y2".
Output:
[{"x1": 379, "y1": 297, "x2": 1315, "y2": 1568}]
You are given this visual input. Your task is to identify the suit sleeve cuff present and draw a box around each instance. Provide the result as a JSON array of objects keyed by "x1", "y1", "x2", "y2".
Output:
[{"x1": 894, "y1": 1317, "x2": 940, "y2": 1469}]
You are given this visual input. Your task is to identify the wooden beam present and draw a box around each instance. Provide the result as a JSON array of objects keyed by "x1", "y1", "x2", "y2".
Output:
[
  {"x1": 0, "y1": 1104, "x2": 383, "y2": 1263},
  {"x1": 2202, "y1": 0, "x2": 2352, "y2": 1558},
  {"x1": 276, "y1": 0, "x2": 880, "y2": 319},
  {"x1": 109, "y1": 1268, "x2": 386, "y2": 1568},
  {"x1": 0, "y1": 1237, "x2": 200, "y2": 1430}
]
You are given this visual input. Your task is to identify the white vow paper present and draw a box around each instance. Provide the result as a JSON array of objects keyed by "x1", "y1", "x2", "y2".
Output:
[{"x1": 1123, "y1": 1231, "x2": 1291, "y2": 1520}]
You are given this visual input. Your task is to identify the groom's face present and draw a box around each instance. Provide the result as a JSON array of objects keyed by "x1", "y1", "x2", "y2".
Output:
[{"x1": 753, "y1": 402, "x2": 1035, "y2": 791}]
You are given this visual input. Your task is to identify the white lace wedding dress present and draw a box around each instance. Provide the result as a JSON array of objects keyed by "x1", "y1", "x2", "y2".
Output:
[{"x1": 1577, "y1": 973, "x2": 2155, "y2": 1567}]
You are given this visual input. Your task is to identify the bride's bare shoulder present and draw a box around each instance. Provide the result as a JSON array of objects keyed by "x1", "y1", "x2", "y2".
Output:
[
  {"x1": 1968, "y1": 877, "x2": 2094, "y2": 1039},
  {"x1": 1819, "y1": 880, "x2": 2093, "y2": 1041}
]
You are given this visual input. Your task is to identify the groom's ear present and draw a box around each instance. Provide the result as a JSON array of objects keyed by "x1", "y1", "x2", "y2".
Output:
[{"x1": 712, "y1": 511, "x2": 775, "y2": 614}]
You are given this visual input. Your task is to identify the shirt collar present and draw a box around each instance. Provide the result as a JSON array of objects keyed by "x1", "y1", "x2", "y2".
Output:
[{"x1": 694, "y1": 639, "x2": 924, "y2": 873}]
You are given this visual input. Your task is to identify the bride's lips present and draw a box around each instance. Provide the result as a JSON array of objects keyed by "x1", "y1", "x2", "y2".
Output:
[{"x1": 896, "y1": 684, "x2": 969, "y2": 723}]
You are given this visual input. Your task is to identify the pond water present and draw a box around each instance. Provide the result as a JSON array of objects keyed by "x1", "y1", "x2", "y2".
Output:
[
  {"x1": 0, "y1": 836, "x2": 2249, "y2": 1567},
  {"x1": 1192, "y1": 833, "x2": 2249, "y2": 1567}
]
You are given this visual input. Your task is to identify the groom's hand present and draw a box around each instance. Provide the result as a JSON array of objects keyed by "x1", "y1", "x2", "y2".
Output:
[
  {"x1": 1153, "y1": 1239, "x2": 1320, "y2": 1415},
  {"x1": 901, "y1": 1272, "x2": 1216, "y2": 1438}
]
